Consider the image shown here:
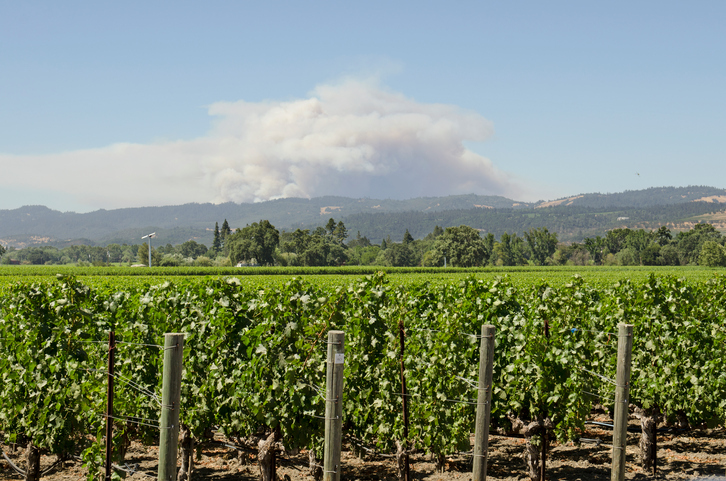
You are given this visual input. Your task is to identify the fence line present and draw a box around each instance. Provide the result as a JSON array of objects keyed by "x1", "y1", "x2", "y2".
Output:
[
  {"x1": 579, "y1": 367, "x2": 617, "y2": 385},
  {"x1": 582, "y1": 390, "x2": 615, "y2": 403},
  {"x1": 81, "y1": 368, "x2": 161, "y2": 403},
  {"x1": 116, "y1": 341, "x2": 164, "y2": 349},
  {"x1": 98, "y1": 413, "x2": 168, "y2": 430}
]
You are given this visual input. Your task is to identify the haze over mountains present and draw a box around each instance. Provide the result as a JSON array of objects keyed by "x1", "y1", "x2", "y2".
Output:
[{"x1": 1, "y1": 186, "x2": 725, "y2": 248}]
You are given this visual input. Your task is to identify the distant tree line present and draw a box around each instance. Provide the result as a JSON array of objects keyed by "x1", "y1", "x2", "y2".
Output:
[
  {"x1": 2, "y1": 218, "x2": 724, "y2": 268},
  {"x1": 558, "y1": 223, "x2": 726, "y2": 267},
  {"x1": 222, "y1": 218, "x2": 560, "y2": 268},
  {"x1": 1, "y1": 236, "x2": 225, "y2": 267}
]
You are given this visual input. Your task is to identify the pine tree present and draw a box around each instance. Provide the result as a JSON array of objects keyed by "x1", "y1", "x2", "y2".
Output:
[
  {"x1": 326, "y1": 218, "x2": 336, "y2": 237},
  {"x1": 212, "y1": 222, "x2": 222, "y2": 255},
  {"x1": 221, "y1": 219, "x2": 232, "y2": 254},
  {"x1": 333, "y1": 220, "x2": 348, "y2": 245},
  {"x1": 402, "y1": 229, "x2": 414, "y2": 244},
  {"x1": 221, "y1": 219, "x2": 231, "y2": 240}
]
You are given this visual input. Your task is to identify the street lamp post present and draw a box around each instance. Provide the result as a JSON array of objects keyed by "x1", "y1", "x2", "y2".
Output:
[{"x1": 141, "y1": 232, "x2": 156, "y2": 268}]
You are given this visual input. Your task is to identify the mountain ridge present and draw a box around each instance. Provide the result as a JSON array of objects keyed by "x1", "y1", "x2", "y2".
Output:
[{"x1": 1, "y1": 186, "x2": 725, "y2": 248}]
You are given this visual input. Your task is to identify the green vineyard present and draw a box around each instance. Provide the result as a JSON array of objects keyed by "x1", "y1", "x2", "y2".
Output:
[{"x1": 1, "y1": 272, "x2": 725, "y2": 480}]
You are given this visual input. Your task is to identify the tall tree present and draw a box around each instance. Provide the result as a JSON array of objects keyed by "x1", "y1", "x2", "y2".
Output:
[
  {"x1": 524, "y1": 227, "x2": 559, "y2": 266},
  {"x1": 212, "y1": 222, "x2": 222, "y2": 254},
  {"x1": 226, "y1": 220, "x2": 280, "y2": 266},
  {"x1": 106, "y1": 244, "x2": 123, "y2": 263},
  {"x1": 583, "y1": 236, "x2": 605, "y2": 265},
  {"x1": 402, "y1": 229, "x2": 414, "y2": 245},
  {"x1": 325, "y1": 218, "x2": 337, "y2": 237},
  {"x1": 333, "y1": 220, "x2": 348, "y2": 245},
  {"x1": 179, "y1": 240, "x2": 208, "y2": 259},
  {"x1": 221, "y1": 219, "x2": 232, "y2": 241},
  {"x1": 381, "y1": 243, "x2": 416, "y2": 267},
  {"x1": 326, "y1": 242, "x2": 349, "y2": 266},
  {"x1": 676, "y1": 222, "x2": 722, "y2": 265},
  {"x1": 495, "y1": 232, "x2": 527, "y2": 266},
  {"x1": 699, "y1": 240, "x2": 726, "y2": 267},
  {"x1": 137, "y1": 243, "x2": 161, "y2": 266},
  {"x1": 289, "y1": 229, "x2": 311, "y2": 255},
  {"x1": 625, "y1": 229, "x2": 654, "y2": 265},
  {"x1": 431, "y1": 225, "x2": 489, "y2": 267},
  {"x1": 483, "y1": 233, "x2": 495, "y2": 263},
  {"x1": 604, "y1": 228, "x2": 631, "y2": 255},
  {"x1": 300, "y1": 234, "x2": 329, "y2": 266},
  {"x1": 655, "y1": 226, "x2": 672, "y2": 246}
]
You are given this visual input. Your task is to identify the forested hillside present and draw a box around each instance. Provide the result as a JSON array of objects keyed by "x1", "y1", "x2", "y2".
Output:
[
  {"x1": 337, "y1": 199, "x2": 726, "y2": 243},
  {"x1": 543, "y1": 185, "x2": 726, "y2": 208},
  {"x1": 1, "y1": 186, "x2": 724, "y2": 248}
]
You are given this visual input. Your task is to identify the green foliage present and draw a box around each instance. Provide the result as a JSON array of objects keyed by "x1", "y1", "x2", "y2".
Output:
[
  {"x1": 524, "y1": 227, "x2": 558, "y2": 266},
  {"x1": 402, "y1": 229, "x2": 414, "y2": 245},
  {"x1": 178, "y1": 240, "x2": 208, "y2": 259},
  {"x1": 494, "y1": 232, "x2": 527, "y2": 266},
  {"x1": 432, "y1": 225, "x2": 489, "y2": 267},
  {"x1": 377, "y1": 243, "x2": 416, "y2": 267},
  {"x1": 348, "y1": 245, "x2": 380, "y2": 266},
  {"x1": 1, "y1": 271, "x2": 726, "y2": 479},
  {"x1": 137, "y1": 243, "x2": 162, "y2": 266},
  {"x1": 573, "y1": 223, "x2": 724, "y2": 267},
  {"x1": 699, "y1": 241, "x2": 726, "y2": 267},
  {"x1": 220, "y1": 219, "x2": 231, "y2": 240},
  {"x1": 280, "y1": 220, "x2": 352, "y2": 267},
  {"x1": 227, "y1": 220, "x2": 280, "y2": 266},
  {"x1": 333, "y1": 220, "x2": 348, "y2": 245},
  {"x1": 212, "y1": 222, "x2": 222, "y2": 255},
  {"x1": 582, "y1": 236, "x2": 604, "y2": 265},
  {"x1": 298, "y1": 234, "x2": 329, "y2": 266}
]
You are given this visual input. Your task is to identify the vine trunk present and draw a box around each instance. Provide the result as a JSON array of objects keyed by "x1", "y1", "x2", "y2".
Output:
[{"x1": 24, "y1": 443, "x2": 40, "y2": 481}]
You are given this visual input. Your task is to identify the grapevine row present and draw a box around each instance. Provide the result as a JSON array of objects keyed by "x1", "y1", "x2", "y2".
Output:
[{"x1": 0, "y1": 273, "x2": 725, "y2": 480}]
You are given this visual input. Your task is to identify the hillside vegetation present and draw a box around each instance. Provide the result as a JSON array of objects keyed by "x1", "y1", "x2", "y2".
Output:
[{"x1": 1, "y1": 186, "x2": 725, "y2": 248}]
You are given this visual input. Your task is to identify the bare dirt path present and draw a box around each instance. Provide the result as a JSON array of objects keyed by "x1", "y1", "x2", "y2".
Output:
[{"x1": 2, "y1": 426, "x2": 724, "y2": 481}]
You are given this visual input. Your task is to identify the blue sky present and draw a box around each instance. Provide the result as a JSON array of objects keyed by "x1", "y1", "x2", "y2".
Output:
[{"x1": 1, "y1": 1, "x2": 724, "y2": 212}]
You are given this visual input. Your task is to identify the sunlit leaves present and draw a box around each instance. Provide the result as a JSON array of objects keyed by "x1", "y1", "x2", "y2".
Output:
[{"x1": 1, "y1": 270, "x2": 725, "y2": 477}]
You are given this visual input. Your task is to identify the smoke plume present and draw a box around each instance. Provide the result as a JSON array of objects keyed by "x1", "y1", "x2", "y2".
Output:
[{"x1": 0, "y1": 79, "x2": 521, "y2": 209}]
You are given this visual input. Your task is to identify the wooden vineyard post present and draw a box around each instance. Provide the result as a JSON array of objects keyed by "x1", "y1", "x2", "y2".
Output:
[
  {"x1": 158, "y1": 333, "x2": 185, "y2": 481},
  {"x1": 610, "y1": 324, "x2": 633, "y2": 481},
  {"x1": 472, "y1": 325, "x2": 495, "y2": 481},
  {"x1": 105, "y1": 331, "x2": 116, "y2": 481},
  {"x1": 399, "y1": 319, "x2": 410, "y2": 481},
  {"x1": 323, "y1": 331, "x2": 345, "y2": 481}
]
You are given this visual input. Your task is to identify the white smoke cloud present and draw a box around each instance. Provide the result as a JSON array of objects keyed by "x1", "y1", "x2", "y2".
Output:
[{"x1": 0, "y1": 79, "x2": 523, "y2": 210}]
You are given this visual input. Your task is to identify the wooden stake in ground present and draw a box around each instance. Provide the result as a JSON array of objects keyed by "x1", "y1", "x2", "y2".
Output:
[
  {"x1": 398, "y1": 320, "x2": 410, "y2": 481},
  {"x1": 472, "y1": 325, "x2": 495, "y2": 481},
  {"x1": 105, "y1": 330, "x2": 116, "y2": 481},
  {"x1": 158, "y1": 333, "x2": 185, "y2": 481},
  {"x1": 610, "y1": 324, "x2": 633, "y2": 481},
  {"x1": 323, "y1": 330, "x2": 345, "y2": 481}
]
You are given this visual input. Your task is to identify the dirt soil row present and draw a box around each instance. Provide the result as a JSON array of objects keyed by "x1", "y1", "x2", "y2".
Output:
[{"x1": 2, "y1": 424, "x2": 725, "y2": 481}]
